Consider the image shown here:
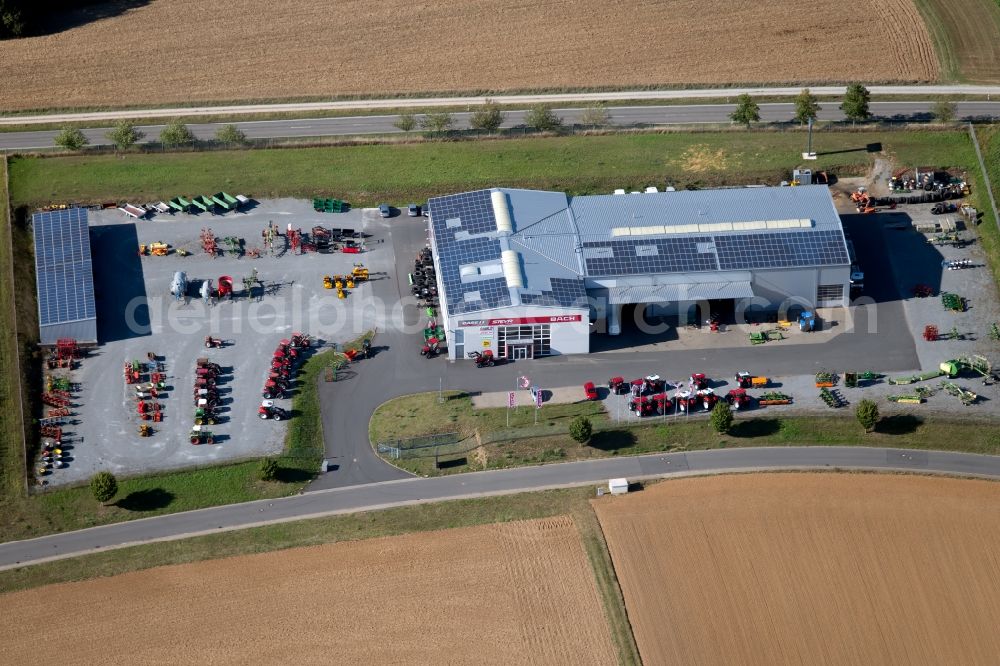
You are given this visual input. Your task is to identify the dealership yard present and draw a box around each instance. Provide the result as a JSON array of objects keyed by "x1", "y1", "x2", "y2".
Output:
[
  {"x1": 0, "y1": 516, "x2": 617, "y2": 664},
  {"x1": 44, "y1": 200, "x2": 387, "y2": 486},
  {"x1": 593, "y1": 473, "x2": 1000, "y2": 665}
]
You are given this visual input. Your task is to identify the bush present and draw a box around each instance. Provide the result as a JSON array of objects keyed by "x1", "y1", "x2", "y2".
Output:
[
  {"x1": 90, "y1": 471, "x2": 118, "y2": 505},
  {"x1": 258, "y1": 457, "x2": 279, "y2": 482},
  {"x1": 569, "y1": 416, "x2": 593, "y2": 444},
  {"x1": 856, "y1": 399, "x2": 879, "y2": 433},
  {"x1": 710, "y1": 401, "x2": 734, "y2": 434}
]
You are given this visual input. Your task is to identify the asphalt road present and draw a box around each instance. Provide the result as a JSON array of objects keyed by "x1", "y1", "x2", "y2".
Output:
[
  {"x1": 4, "y1": 101, "x2": 1000, "y2": 150},
  {"x1": 5, "y1": 84, "x2": 1000, "y2": 124},
  {"x1": 3, "y1": 446, "x2": 998, "y2": 570}
]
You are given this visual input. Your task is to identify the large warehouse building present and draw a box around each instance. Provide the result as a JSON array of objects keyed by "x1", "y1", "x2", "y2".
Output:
[{"x1": 426, "y1": 185, "x2": 850, "y2": 361}]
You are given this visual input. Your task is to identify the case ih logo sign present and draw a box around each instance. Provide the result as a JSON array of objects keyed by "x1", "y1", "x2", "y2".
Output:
[{"x1": 458, "y1": 315, "x2": 583, "y2": 327}]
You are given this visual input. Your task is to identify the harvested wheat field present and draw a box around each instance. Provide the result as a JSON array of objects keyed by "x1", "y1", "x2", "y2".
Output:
[
  {"x1": 594, "y1": 473, "x2": 1000, "y2": 666},
  {"x1": 0, "y1": 516, "x2": 615, "y2": 665},
  {"x1": 0, "y1": 0, "x2": 939, "y2": 111}
]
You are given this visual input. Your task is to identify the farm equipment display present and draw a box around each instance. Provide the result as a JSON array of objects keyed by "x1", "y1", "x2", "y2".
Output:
[
  {"x1": 217, "y1": 275, "x2": 233, "y2": 300},
  {"x1": 584, "y1": 382, "x2": 598, "y2": 401},
  {"x1": 313, "y1": 197, "x2": 347, "y2": 213},
  {"x1": 689, "y1": 373, "x2": 709, "y2": 391},
  {"x1": 889, "y1": 356, "x2": 994, "y2": 386},
  {"x1": 815, "y1": 372, "x2": 837, "y2": 387},
  {"x1": 726, "y1": 388, "x2": 751, "y2": 410},
  {"x1": 608, "y1": 376, "x2": 628, "y2": 395},
  {"x1": 205, "y1": 336, "x2": 226, "y2": 348},
  {"x1": 819, "y1": 387, "x2": 847, "y2": 408},
  {"x1": 674, "y1": 390, "x2": 698, "y2": 413},
  {"x1": 170, "y1": 271, "x2": 187, "y2": 301},
  {"x1": 642, "y1": 375, "x2": 666, "y2": 394},
  {"x1": 258, "y1": 400, "x2": 290, "y2": 421},
  {"x1": 200, "y1": 228, "x2": 218, "y2": 256},
  {"x1": 46, "y1": 338, "x2": 78, "y2": 369},
  {"x1": 735, "y1": 372, "x2": 768, "y2": 389},
  {"x1": 940, "y1": 381, "x2": 978, "y2": 405},
  {"x1": 468, "y1": 350, "x2": 495, "y2": 367},
  {"x1": 758, "y1": 392, "x2": 792, "y2": 406},
  {"x1": 697, "y1": 388, "x2": 718, "y2": 411},
  {"x1": 628, "y1": 395, "x2": 657, "y2": 417},
  {"x1": 799, "y1": 311, "x2": 816, "y2": 332},
  {"x1": 421, "y1": 337, "x2": 441, "y2": 358},
  {"x1": 941, "y1": 292, "x2": 965, "y2": 312},
  {"x1": 189, "y1": 426, "x2": 214, "y2": 445}
]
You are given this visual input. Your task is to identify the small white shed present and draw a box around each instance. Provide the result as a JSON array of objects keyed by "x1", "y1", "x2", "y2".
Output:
[{"x1": 608, "y1": 478, "x2": 629, "y2": 495}]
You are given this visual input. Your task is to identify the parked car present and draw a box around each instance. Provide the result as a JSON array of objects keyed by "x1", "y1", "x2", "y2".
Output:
[
  {"x1": 407, "y1": 203, "x2": 420, "y2": 217},
  {"x1": 379, "y1": 203, "x2": 391, "y2": 218},
  {"x1": 584, "y1": 381, "x2": 598, "y2": 401}
]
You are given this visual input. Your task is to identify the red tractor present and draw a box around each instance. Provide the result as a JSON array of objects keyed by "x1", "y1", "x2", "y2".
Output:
[
  {"x1": 735, "y1": 372, "x2": 769, "y2": 389},
  {"x1": 726, "y1": 388, "x2": 751, "y2": 410},
  {"x1": 653, "y1": 392, "x2": 673, "y2": 414},
  {"x1": 258, "y1": 400, "x2": 290, "y2": 421},
  {"x1": 205, "y1": 336, "x2": 224, "y2": 348},
  {"x1": 468, "y1": 350, "x2": 495, "y2": 367},
  {"x1": 583, "y1": 382, "x2": 599, "y2": 401},
  {"x1": 421, "y1": 337, "x2": 441, "y2": 358},
  {"x1": 629, "y1": 379, "x2": 644, "y2": 397},
  {"x1": 608, "y1": 376, "x2": 628, "y2": 395},
  {"x1": 674, "y1": 390, "x2": 698, "y2": 413},
  {"x1": 628, "y1": 395, "x2": 657, "y2": 417},
  {"x1": 690, "y1": 373, "x2": 709, "y2": 391},
  {"x1": 642, "y1": 374, "x2": 666, "y2": 394},
  {"x1": 698, "y1": 388, "x2": 718, "y2": 411}
]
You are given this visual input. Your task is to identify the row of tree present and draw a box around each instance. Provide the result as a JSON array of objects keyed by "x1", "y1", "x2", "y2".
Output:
[
  {"x1": 729, "y1": 83, "x2": 958, "y2": 127},
  {"x1": 54, "y1": 120, "x2": 247, "y2": 151},
  {"x1": 56, "y1": 89, "x2": 962, "y2": 152},
  {"x1": 392, "y1": 100, "x2": 606, "y2": 135}
]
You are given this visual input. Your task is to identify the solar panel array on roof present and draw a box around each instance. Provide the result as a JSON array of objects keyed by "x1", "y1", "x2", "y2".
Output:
[
  {"x1": 519, "y1": 277, "x2": 588, "y2": 308},
  {"x1": 32, "y1": 209, "x2": 97, "y2": 343},
  {"x1": 427, "y1": 190, "x2": 512, "y2": 315},
  {"x1": 715, "y1": 229, "x2": 848, "y2": 270},
  {"x1": 583, "y1": 229, "x2": 847, "y2": 276},
  {"x1": 583, "y1": 236, "x2": 718, "y2": 276}
]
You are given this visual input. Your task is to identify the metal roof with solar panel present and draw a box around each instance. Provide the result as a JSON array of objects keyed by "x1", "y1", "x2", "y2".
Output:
[
  {"x1": 427, "y1": 185, "x2": 848, "y2": 316},
  {"x1": 32, "y1": 208, "x2": 98, "y2": 345}
]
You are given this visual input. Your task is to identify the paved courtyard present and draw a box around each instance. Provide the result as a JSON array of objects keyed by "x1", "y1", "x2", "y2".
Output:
[{"x1": 45, "y1": 199, "x2": 386, "y2": 486}]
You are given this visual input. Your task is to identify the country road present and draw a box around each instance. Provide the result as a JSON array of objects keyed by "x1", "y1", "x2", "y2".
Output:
[
  {"x1": 2, "y1": 446, "x2": 998, "y2": 571},
  {"x1": 4, "y1": 84, "x2": 1000, "y2": 125},
  {"x1": 3, "y1": 100, "x2": 1000, "y2": 151}
]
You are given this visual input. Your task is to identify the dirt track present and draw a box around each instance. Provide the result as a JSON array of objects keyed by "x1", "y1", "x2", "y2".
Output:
[
  {"x1": 594, "y1": 473, "x2": 1000, "y2": 666},
  {"x1": 0, "y1": 0, "x2": 938, "y2": 111},
  {"x1": 0, "y1": 517, "x2": 615, "y2": 665}
]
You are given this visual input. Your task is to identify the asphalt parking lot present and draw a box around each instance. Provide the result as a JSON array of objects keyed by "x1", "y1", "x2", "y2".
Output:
[{"x1": 46, "y1": 199, "x2": 384, "y2": 486}]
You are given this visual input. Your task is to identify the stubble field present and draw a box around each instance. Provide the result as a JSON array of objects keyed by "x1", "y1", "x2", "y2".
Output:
[
  {"x1": 594, "y1": 473, "x2": 1000, "y2": 666},
  {"x1": 0, "y1": 516, "x2": 616, "y2": 665},
  {"x1": 0, "y1": 0, "x2": 939, "y2": 111}
]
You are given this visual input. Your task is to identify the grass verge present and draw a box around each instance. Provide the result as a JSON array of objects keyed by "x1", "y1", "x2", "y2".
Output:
[
  {"x1": 371, "y1": 392, "x2": 1000, "y2": 476},
  {"x1": 8, "y1": 128, "x2": 979, "y2": 208},
  {"x1": 0, "y1": 157, "x2": 27, "y2": 500}
]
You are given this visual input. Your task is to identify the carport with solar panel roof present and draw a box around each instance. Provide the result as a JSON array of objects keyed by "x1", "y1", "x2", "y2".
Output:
[{"x1": 426, "y1": 186, "x2": 851, "y2": 359}]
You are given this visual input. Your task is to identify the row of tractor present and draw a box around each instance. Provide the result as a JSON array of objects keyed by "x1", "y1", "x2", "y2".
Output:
[
  {"x1": 190, "y1": 356, "x2": 228, "y2": 443},
  {"x1": 603, "y1": 372, "x2": 786, "y2": 417}
]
